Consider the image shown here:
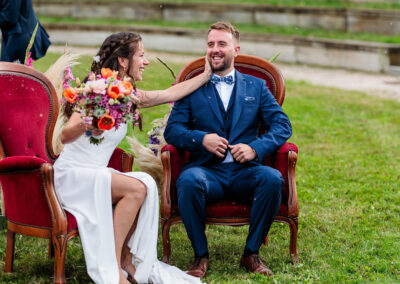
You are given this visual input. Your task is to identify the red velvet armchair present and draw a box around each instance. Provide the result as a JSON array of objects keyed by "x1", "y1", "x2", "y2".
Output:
[
  {"x1": 160, "y1": 55, "x2": 299, "y2": 263},
  {"x1": 0, "y1": 62, "x2": 134, "y2": 283}
]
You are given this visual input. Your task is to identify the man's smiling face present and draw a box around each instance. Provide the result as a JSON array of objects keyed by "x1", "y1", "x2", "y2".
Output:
[{"x1": 206, "y1": 29, "x2": 240, "y2": 76}]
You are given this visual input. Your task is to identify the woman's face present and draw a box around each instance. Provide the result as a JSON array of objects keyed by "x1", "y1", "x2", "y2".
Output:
[{"x1": 130, "y1": 41, "x2": 149, "y2": 81}]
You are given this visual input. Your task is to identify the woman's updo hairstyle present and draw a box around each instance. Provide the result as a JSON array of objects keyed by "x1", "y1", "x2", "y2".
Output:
[{"x1": 91, "y1": 32, "x2": 142, "y2": 80}]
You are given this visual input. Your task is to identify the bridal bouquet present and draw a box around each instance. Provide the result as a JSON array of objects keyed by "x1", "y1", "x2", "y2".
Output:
[{"x1": 63, "y1": 68, "x2": 140, "y2": 144}]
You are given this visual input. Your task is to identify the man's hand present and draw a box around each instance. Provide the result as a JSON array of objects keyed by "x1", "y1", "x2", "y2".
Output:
[
  {"x1": 229, "y1": 144, "x2": 257, "y2": 163},
  {"x1": 202, "y1": 134, "x2": 228, "y2": 157}
]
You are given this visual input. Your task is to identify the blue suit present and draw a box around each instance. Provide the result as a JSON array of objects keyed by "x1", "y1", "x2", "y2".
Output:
[
  {"x1": 164, "y1": 70, "x2": 292, "y2": 256},
  {"x1": 0, "y1": 0, "x2": 50, "y2": 63}
]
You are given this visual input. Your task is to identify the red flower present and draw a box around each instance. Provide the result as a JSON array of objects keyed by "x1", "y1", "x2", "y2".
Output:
[
  {"x1": 97, "y1": 114, "x2": 115, "y2": 130},
  {"x1": 108, "y1": 85, "x2": 121, "y2": 99},
  {"x1": 63, "y1": 87, "x2": 78, "y2": 103}
]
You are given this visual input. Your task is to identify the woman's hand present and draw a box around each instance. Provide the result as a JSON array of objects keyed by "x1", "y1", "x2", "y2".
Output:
[
  {"x1": 137, "y1": 55, "x2": 213, "y2": 108},
  {"x1": 203, "y1": 56, "x2": 212, "y2": 79},
  {"x1": 81, "y1": 122, "x2": 104, "y2": 137},
  {"x1": 60, "y1": 113, "x2": 104, "y2": 144}
]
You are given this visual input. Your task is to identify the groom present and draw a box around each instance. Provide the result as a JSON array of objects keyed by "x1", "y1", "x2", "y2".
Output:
[{"x1": 164, "y1": 21, "x2": 292, "y2": 278}]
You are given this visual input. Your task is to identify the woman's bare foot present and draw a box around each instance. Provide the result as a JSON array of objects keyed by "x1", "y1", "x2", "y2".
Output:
[
  {"x1": 119, "y1": 269, "x2": 130, "y2": 284},
  {"x1": 121, "y1": 248, "x2": 136, "y2": 281}
]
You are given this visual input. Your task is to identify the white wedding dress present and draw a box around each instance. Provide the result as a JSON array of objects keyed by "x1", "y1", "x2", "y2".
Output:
[{"x1": 54, "y1": 124, "x2": 201, "y2": 284}]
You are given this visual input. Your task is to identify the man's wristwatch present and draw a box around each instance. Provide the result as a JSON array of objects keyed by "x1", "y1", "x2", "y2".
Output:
[{"x1": 251, "y1": 147, "x2": 258, "y2": 161}]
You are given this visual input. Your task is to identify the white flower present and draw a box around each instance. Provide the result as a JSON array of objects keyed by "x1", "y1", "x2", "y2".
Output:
[
  {"x1": 93, "y1": 55, "x2": 100, "y2": 63},
  {"x1": 86, "y1": 79, "x2": 107, "y2": 94}
]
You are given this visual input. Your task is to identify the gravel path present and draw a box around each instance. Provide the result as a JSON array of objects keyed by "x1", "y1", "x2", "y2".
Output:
[{"x1": 49, "y1": 45, "x2": 400, "y2": 102}]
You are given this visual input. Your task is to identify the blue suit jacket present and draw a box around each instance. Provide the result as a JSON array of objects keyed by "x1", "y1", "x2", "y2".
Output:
[
  {"x1": 0, "y1": 0, "x2": 50, "y2": 62},
  {"x1": 164, "y1": 70, "x2": 292, "y2": 170}
]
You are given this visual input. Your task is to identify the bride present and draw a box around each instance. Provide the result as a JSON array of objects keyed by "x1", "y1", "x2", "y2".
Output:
[{"x1": 54, "y1": 32, "x2": 210, "y2": 284}]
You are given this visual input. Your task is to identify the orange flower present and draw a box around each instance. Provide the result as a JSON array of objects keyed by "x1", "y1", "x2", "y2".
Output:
[
  {"x1": 63, "y1": 87, "x2": 78, "y2": 103},
  {"x1": 101, "y1": 68, "x2": 116, "y2": 79},
  {"x1": 119, "y1": 81, "x2": 133, "y2": 95},
  {"x1": 108, "y1": 85, "x2": 121, "y2": 99},
  {"x1": 97, "y1": 114, "x2": 115, "y2": 130}
]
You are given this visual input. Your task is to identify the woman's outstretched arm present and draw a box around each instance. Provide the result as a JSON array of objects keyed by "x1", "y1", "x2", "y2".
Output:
[{"x1": 137, "y1": 57, "x2": 211, "y2": 108}]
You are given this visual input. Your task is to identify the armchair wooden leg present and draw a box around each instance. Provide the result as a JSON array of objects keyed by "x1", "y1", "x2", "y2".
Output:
[
  {"x1": 161, "y1": 219, "x2": 172, "y2": 264},
  {"x1": 264, "y1": 235, "x2": 269, "y2": 246},
  {"x1": 289, "y1": 219, "x2": 299, "y2": 263},
  {"x1": 5, "y1": 229, "x2": 15, "y2": 272},
  {"x1": 52, "y1": 234, "x2": 68, "y2": 284}
]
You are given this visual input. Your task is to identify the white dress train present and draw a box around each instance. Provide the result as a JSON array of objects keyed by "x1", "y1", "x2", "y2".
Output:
[{"x1": 54, "y1": 124, "x2": 201, "y2": 284}]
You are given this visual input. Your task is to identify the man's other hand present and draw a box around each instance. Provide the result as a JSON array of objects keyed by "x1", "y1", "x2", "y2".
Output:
[
  {"x1": 229, "y1": 144, "x2": 256, "y2": 163},
  {"x1": 202, "y1": 134, "x2": 228, "y2": 157}
]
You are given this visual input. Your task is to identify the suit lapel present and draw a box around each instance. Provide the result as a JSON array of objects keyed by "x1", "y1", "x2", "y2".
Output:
[
  {"x1": 230, "y1": 70, "x2": 246, "y2": 141},
  {"x1": 203, "y1": 82, "x2": 224, "y2": 127}
]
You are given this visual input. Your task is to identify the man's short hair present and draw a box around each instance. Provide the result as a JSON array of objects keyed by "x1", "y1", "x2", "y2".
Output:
[{"x1": 208, "y1": 21, "x2": 240, "y2": 43}]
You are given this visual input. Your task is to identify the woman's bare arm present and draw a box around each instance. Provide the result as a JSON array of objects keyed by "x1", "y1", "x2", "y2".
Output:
[
  {"x1": 60, "y1": 112, "x2": 103, "y2": 144},
  {"x1": 137, "y1": 57, "x2": 211, "y2": 108}
]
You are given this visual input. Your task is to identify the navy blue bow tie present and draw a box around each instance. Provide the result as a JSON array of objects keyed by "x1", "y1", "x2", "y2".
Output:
[{"x1": 210, "y1": 75, "x2": 234, "y2": 85}]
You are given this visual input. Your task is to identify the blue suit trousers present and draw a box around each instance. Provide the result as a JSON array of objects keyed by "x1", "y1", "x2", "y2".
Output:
[{"x1": 176, "y1": 162, "x2": 283, "y2": 256}]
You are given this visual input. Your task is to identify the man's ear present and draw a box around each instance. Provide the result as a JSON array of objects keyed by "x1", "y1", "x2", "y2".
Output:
[
  {"x1": 117, "y1": 56, "x2": 129, "y2": 69},
  {"x1": 234, "y1": 45, "x2": 240, "y2": 57}
]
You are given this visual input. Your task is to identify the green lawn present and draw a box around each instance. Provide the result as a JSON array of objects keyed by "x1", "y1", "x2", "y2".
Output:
[
  {"x1": 0, "y1": 52, "x2": 399, "y2": 283},
  {"x1": 40, "y1": 17, "x2": 400, "y2": 45}
]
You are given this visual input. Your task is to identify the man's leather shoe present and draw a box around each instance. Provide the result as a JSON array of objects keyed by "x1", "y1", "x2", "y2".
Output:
[
  {"x1": 240, "y1": 254, "x2": 274, "y2": 276},
  {"x1": 187, "y1": 256, "x2": 209, "y2": 278}
]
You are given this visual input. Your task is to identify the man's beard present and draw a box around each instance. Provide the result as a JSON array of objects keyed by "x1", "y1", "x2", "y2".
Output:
[{"x1": 211, "y1": 55, "x2": 233, "y2": 73}]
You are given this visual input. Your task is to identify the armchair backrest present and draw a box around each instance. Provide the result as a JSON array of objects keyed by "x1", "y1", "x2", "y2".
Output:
[
  {"x1": 175, "y1": 54, "x2": 285, "y2": 106},
  {"x1": 0, "y1": 62, "x2": 59, "y2": 163}
]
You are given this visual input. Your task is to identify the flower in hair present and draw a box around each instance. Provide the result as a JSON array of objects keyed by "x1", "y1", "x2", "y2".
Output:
[{"x1": 93, "y1": 55, "x2": 100, "y2": 63}]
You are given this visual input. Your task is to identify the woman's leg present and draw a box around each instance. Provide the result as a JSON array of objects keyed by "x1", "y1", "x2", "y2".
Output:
[
  {"x1": 111, "y1": 173, "x2": 147, "y2": 283},
  {"x1": 121, "y1": 215, "x2": 139, "y2": 279}
]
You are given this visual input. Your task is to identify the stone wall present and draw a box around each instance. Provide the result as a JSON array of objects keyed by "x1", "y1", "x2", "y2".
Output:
[
  {"x1": 44, "y1": 23, "x2": 400, "y2": 73},
  {"x1": 33, "y1": 1, "x2": 400, "y2": 35}
]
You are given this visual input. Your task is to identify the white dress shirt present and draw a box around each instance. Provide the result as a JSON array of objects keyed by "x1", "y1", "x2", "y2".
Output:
[{"x1": 213, "y1": 69, "x2": 235, "y2": 163}]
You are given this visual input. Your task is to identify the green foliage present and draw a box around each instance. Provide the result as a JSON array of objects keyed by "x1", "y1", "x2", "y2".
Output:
[
  {"x1": 1, "y1": 53, "x2": 399, "y2": 283},
  {"x1": 24, "y1": 23, "x2": 38, "y2": 65}
]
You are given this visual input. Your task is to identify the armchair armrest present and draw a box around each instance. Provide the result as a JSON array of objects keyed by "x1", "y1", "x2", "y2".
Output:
[
  {"x1": 274, "y1": 142, "x2": 299, "y2": 218},
  {"x1": 41, "y1": 163, "x2": 68, "y2": 238},
  {"x1": 0, "y1": 156, "x2": 57, "y2": 230},
  {"x1": 161, "y1": 151, "x2": 172, "y2": 219},
  {"x1": 160, "y1": 145, "x2": 191, "y2": 219},
  {"x1": 107, "y1": 148, "x2": 134, "y2": 173}
]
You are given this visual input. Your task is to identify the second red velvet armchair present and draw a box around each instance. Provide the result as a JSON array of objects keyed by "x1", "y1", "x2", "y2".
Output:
[{"x1": 160, "y1": 55, "x2": 299, "y2": 264}]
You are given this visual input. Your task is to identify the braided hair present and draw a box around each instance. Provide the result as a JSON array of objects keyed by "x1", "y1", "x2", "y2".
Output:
[
  {"x1": 64, "y1": 32, "x2": 142, "y2": 121},
  {"x1": 91, "y1": 32, "x2": 142, "y2": 79}
]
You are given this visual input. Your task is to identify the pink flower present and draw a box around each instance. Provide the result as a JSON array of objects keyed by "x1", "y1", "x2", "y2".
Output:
[
  {"x1": 65, "y1": 67, "x2": 75, "y2": 81},
  {"x1": 134, "y1": 109, "x2": 140, "y2": 120},
  {"x1": 86, "y1": 79, "x2": 107, "y2": 94},
  {"x1": 26, "y1": 52, "x2": 35, "y2": 68}
]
